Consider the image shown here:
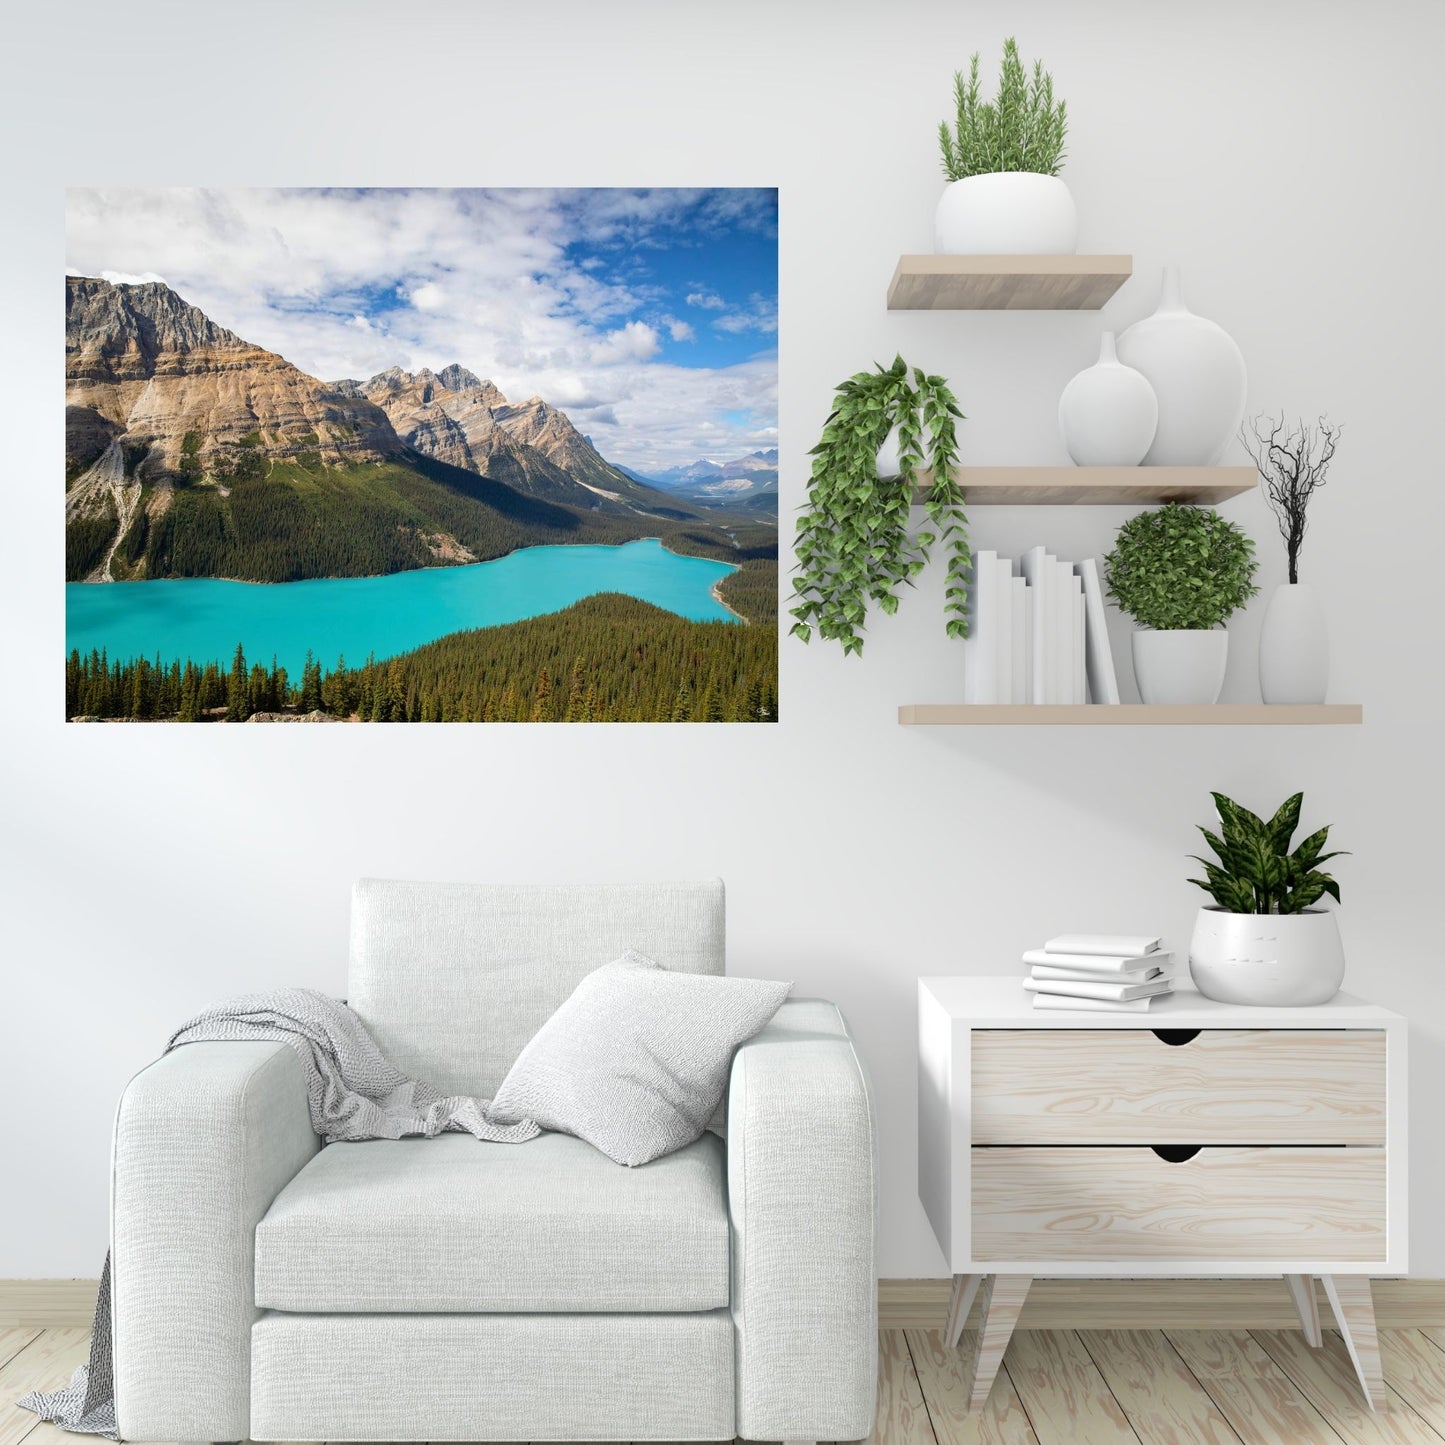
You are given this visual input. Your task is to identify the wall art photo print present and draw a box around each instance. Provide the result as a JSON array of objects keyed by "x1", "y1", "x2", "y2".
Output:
[{"x1": 65, "y1": 187, "x2": 779, "y2": 723}]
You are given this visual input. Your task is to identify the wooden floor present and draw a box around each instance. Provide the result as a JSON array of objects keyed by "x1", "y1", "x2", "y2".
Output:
[{"x1": 10, "y1": 1325, "x2": 1445, "y2": 1444}]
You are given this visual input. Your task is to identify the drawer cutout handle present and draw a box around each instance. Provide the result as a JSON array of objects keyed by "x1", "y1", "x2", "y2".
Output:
[
  {"x1": 1152, "y1": 1029, "x2": 1202, "y2": 1047},
  {"x1": 1151, "y1": 1144, "x2": 1203, "y2": 1163}
]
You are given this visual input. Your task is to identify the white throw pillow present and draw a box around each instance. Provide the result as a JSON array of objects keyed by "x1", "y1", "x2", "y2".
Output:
[{"x1": 489, "y1": 950, "x2": 791, "y2": 1166}]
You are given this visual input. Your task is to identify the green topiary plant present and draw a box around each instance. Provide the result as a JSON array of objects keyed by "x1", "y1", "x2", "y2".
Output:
[
  {"x1": 791, "y1": 356, "x2": 968, "y2": 656},
  {"x1": 1103, "y1": 503, "x2": 1259, "y2": 630},
  {"x1": 1189, "y1": 791, "x2": 1346, "y2": 914},
  {"x1": 938, "y1": 37, "x2": 1068, "y2": 181}
]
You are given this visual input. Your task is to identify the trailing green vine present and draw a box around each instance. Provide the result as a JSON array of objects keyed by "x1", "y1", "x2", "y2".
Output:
[{"x1": 791, "y1": 356, "x2": 969, "y2": 655}]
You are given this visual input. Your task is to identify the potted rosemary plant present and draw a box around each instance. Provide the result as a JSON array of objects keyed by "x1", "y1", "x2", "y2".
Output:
[
  {"x1": 1188, "y1": 790, "x2": 1347, "y2": 1006},
  {"x1": 791, "y1": 357, "x2": 969, "y2": 655},
  {"x1": 1103, "y1": 503, "x2": 1258, "y2": 704},
  {"x1": 935, "y1": 37, "x2": 1074, "y2": 254}
]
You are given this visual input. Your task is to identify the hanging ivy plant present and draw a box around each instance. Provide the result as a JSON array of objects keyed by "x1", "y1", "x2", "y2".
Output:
[{"x1": 791, "y1": 356, "x2": 969, "y2": 655}]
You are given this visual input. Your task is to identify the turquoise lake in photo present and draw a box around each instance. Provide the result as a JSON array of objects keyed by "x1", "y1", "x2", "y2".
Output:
[{"x1": 66, "y1": 538, "x2": 739, "y2": 676}]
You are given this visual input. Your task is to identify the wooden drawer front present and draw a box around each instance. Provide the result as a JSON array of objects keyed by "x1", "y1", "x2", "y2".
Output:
[
  {"x1": 972, "y1": 1146, "x2": 1386, "y2": 1261},
  {"x1": 972, "y1": 1029, "x2": 1385, "y2": 1146}
]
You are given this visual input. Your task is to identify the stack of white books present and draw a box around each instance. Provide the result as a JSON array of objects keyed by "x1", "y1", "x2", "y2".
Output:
[
  {"x1": 1022, "y1": 933, "x2": 1174, "y2": 1012},
  {"x1": 962, "y1": 548, "x2": 1120, "y2": 704}
]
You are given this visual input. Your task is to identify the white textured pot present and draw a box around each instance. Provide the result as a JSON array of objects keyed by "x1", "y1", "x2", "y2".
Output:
[
  {"x1": 1189, "y1": 906, "x2": 1345, "y2": 1006},
  {"x1": 1259, "y1": 582, "x2": 1329, "y2": 704},
  {"x1": 1130, "y1": 628, "x2": 1228, "y2": 704},
  {"x1": 1058, "y1": 331, "x2": 1159, "y2": 467},
  {"x1": 1116, "y1": 267, "x2": 1247, "y2": 466},
  {"x1": 876, "y1": 423, "x2": 902, "y2": 479},
  {"x1": 934, "y1": 173, "x2": 1078, "y2": 255}
]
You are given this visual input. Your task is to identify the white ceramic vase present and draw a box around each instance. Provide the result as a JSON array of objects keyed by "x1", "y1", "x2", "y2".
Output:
[
  {"x1": 1258, "y1": 582, "x2": 1329, "y2": 704},
  {"x1": 1189, "y1": 906, "x2": 1345, "y2": 1006},
  {"x1": 1116, "y1": 267, "x2": 1247, "y2": 465},
  {"x1": 876, "y1": 423, "x2": 902, "y2": 479},
  {"x1": 1057, "y1": 332, "x2": 1159, "y2": 466},
  {"x1": 1130, "y1": 628, "x2": 1228, "y2": 704},
  {"x1": 934, "y1": 173, "x2": 1078, "y2": 255}
]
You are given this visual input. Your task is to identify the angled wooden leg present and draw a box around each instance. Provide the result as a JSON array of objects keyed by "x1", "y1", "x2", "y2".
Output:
[
  {"x1": 1322, "y1": 1275, "x2": 1386, "y2": 1413},
  {"x1": 967, "y1": 1274, "x2": 1031, "y2": 1413},
  {"x1": 945, "y1": 1272, "x2": 983, "y2": 1348},
  {"x1": 1284, "y1": 1273, "x2": 1323, "y2": 1346}
]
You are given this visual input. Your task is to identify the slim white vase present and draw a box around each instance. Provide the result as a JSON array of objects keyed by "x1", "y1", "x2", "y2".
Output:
[
  {"x1": 1058, "y1": 332, "x2": 1159, "y2": 466},
  {"x1": 1116, "y1": 267, "x2": 1247, "y2": 466},
  {"x1": 1258, "y1": 581, "x2": 1329, "y2": 703}
]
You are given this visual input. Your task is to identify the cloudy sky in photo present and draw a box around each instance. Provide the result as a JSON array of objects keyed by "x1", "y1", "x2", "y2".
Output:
[{"x1": 66, "y1": 187, "x2": 778, "y2": 472}]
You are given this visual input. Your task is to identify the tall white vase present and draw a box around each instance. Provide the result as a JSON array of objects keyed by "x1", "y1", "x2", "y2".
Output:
[
  {"x1": 1116, "y1": 267, "x2": 1247, "y2": 466},
  {"x1": 1258, "y1": 581, "x2": 1329, "y2": 703},
  {"x1": 1058, "y1": 332, "x2": 1159, "y2": 466}
]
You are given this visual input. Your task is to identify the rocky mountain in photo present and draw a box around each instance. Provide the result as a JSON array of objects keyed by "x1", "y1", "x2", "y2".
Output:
[
  {"x1": 638, "y1": 448, "x2": 779, "y2": 509},
  {"x1": 345, "y1": 364, "x2": 684, "y2": 514},
  {"x1": 66, "y1": 275, "x2": 401, "y2": 480}
]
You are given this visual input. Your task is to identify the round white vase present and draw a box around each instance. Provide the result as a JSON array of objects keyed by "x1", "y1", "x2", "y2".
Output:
[
  {"x1": 876, "y1": 423, "x2": 902, "y2": 479},
  {"x1": 1058, "y1": 331, "x2": 1159, "y2": 466},
  {"x1": 1130, "y1": 628, "x2": 1228, "y2": 704},
  {"x1": 1189, "y1": 907, "x2": 1345, "y2": 1006},
  {"x1": 1258, "y1": 582, "x2": 1329, "y2": 704},
  {"x1": 934, "y1": 173, "x2": 1078, "y2": 255},
  {"x1": 1116, "y1": 267, "x2": 1247, "y2": 465}
]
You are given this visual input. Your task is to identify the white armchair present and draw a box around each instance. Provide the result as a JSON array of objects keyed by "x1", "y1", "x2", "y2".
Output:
[{"x1": 110, "y1": 879, "x2": 877, "y2": 1443}]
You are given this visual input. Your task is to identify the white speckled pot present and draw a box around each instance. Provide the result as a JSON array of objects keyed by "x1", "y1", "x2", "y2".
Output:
[{"x1": 1189, "y1": 906, "x2": 1345, "y2": 1006}]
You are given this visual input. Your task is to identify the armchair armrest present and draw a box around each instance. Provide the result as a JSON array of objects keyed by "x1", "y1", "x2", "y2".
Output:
[
  {"x1": 727, "y1": 998, "x2": 877, "y2": 1442},
  {"x1": 111, "y1": 1040, "x2": 318, "y2": 1443}
]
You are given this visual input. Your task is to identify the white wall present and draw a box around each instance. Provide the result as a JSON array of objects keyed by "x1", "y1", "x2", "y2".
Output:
[{"x1": 3, "y1": 0, "x2": 1442, "y2": 1279}]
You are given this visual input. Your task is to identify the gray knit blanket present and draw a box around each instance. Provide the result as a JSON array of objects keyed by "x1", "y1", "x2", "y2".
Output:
[{"x1": 19, "y1": 988, "x2": 538, "y2": 1438}]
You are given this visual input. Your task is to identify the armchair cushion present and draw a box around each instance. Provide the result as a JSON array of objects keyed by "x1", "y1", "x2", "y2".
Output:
[
  {"x1": 254, "y1": 1129, "x2": 730, "y2": 1313},
  {"x1": 489, "y1": 950, "x2": 790, "y2": 1165}
]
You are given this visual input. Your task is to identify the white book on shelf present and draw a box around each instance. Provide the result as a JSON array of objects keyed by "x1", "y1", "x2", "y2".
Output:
[
  {"x1": 1023, "y1": 975, "x2": 1174, "y2": 1002},
  {"x1": 995, "y1": 556, "x2": 1015, "y2": 706},
  {"x1": 1032, "y1": 992, "x2": 1165, "y2": 1013},
  {"x1": 1022, "y1": 948, "x2": 1173, "y2": 974},
  {"x1": 1031, "y1": 962, "x2": 1164, "y2": 984},
  {"x1": 1073, "y1": 575, "x2": 1086, "y2": 704},
  {"x1": 1050, "y1": 557, "x2": 1073, "y2": 705},
  {"x1": 963, "y1": 550, "x2": 999, "y2": 704},
  {"x1": 1043, "y1": 933, "x2": 1162, "y2": 958},
  {"x1": 1010, "y1": 575, "x2": 1029, "y2": 704},
  {"x1": 1075, "y1": 557, "x2": 1120, "y2": 704},
  {"x1": 1018, "y1": 545, "x2": 1051, "y2": 703}
]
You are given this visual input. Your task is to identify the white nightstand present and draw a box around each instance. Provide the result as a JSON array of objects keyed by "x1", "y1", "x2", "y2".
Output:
[{"x1": 918, "y1": 978, "x2": 1407, "y2": 1413}]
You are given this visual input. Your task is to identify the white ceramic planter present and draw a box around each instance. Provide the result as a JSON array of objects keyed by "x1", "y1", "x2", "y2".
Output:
[
  {"x1": 876, "y1": 423, "x2": 902, "y2": 479},
  {"x1": 1116, "y1": 267, "x2": 1247, "y2": 466},
  {"x1": 934, "y1": 173, "x2": 1078, "y2": 255},
  {"x1": 1258, "y1": 581, "x2": 1330, "y2": 704},
  {"x1": 1130, "y1": 628, "x2": 1228, "y2": 704},
  {"x1": 1189, "y1": 906, "x2": 1346, "y2": 1006},
  {"x1": 1058, "y1": 331, "x2": 1159, "y2": 467}
]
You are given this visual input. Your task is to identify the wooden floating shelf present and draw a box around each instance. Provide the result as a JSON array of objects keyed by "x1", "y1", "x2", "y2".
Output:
[
  {"x1": 898, "y1": 704, "x2": 1364, "y2": 727},
  {"x1": 913, "y1": 466, "x2": 1256, "y2": 506},
  {"x1": 888, "y1": 254, "x2": 1132, "y2": 311}
]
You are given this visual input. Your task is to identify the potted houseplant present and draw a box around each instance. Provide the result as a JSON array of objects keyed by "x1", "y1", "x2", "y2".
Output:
[
  {"x1": 935, "y1": 37, "x2": 1074, "y2": 254},
  {"x1": 1187, "y1": 790, "x2": 1348, "y2": 1005},
  {"x1": 1240, "y1": 414, "x2": 1341, "y2": 703},
  {"x1": 1103, "y1": 502, "x2": 1258, "y2": 703},
  {"x1": 791, "y1": 356, "x2": 970, "y2": 655}
]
